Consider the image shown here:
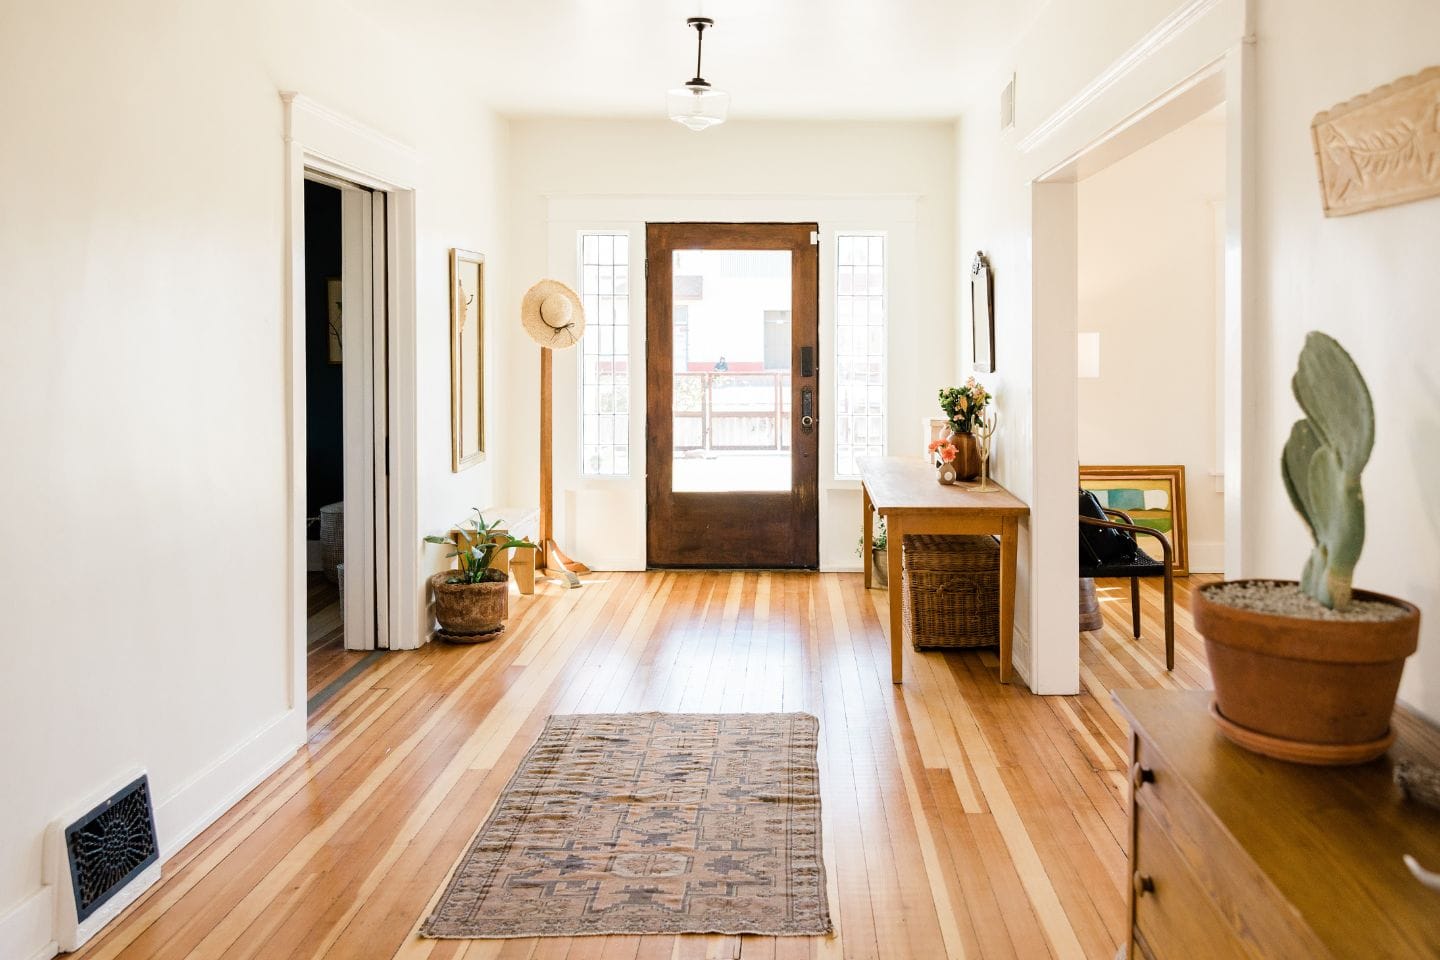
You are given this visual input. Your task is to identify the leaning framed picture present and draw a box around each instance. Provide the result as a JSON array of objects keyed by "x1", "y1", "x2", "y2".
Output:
[
  {"x1": 449, "y1": 248, "x2": 485, "y2": 472},
  {"x1": 1078, "y1": 464, "x2": 1189, "y2": 575},
  {"x1": 970, "y1": 251, "x2": 994, "y2": 372}
]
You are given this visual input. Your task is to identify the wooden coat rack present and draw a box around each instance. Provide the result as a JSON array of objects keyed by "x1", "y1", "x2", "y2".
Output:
[{"x1": 538, "y1": 346, "x2": 590, "y2": 579}]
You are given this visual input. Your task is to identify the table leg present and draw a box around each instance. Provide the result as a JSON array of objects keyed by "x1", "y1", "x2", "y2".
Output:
[
  {"x1": 862, "y1": 486, "x2": 873, "y2": 590},
  {"x1": 888, "y1": 517, "x2": 905, "y2": 684},
  {"x1": 998, "y1": 517, "x2": 1018, "y2": 684}
]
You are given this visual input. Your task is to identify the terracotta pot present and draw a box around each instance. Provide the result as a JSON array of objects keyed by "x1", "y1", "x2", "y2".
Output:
[
  {"x1": 949, "y1": 431, "x2": 981, "y2": 481},
  {"x1": 430, "y1": 570, "x2": 510, "y2": 641},
  {"x1": 1193, "y1": 580, "x2": 1419, "y2": 765}
]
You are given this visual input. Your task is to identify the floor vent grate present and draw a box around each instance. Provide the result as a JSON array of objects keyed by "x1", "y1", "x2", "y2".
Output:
[{"x1": 46, "y1": 770, "x2": 163, "y2": 950}]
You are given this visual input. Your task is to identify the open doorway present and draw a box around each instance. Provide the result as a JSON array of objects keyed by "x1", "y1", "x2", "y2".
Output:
[
  {"x1": 303, "y1": 173, "x2": 390, "y2": 713},
  {"x1": 1075, "y1": 106, "x2": 1227, "y2": 642},
  {"x1": 1022, "y1": 54, "x2": 1247, "y2": 691}
]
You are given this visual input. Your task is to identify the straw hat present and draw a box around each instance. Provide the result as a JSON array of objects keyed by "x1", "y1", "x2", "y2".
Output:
[{"x1": 521, "y1": 279, "x2": 585, "y2": 350}]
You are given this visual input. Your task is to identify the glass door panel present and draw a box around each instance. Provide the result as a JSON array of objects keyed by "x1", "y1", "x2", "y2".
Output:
[{"x1": 670, "y1": 249, "x2": 792, "y2": 492}]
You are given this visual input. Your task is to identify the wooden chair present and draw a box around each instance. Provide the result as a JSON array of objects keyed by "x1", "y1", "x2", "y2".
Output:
[{"x1": 1079, "y1": 507, "x2": 1175, "y2": 670}]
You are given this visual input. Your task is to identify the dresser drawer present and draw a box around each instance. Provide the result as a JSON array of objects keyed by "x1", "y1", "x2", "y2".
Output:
[
  {"x1": 1133, "y1": 802, "x2": 1253, "y2": 960},
  {"x1": 1130, "y1": 737, "x2": 1331, "y2": 959}
]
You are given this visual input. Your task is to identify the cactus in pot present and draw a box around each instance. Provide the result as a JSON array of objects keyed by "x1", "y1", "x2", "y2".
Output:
[
  {"x1": 1193, "y1": 330, "x2": 1419, "y2": 765},
  {"x1": 1281, "y1": 332, "x2": 1373, "y2": 610}
]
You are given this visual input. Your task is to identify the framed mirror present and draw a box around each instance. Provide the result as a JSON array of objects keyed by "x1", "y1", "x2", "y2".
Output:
[
  {"x1": 971, "y1": 250, "x2": 994, "y2": 373},
  {"x1": 449, "y1": 248, "x2": 485, "y2": 471}
]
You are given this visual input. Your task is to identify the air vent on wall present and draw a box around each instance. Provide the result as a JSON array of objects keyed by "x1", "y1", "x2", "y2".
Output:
[
  {"x1": 45, "y1": 771, "x2": 163, "y2": 952},
  {"x1": 1000, "y1": 74, "x2": 1016, "y2": 131}
]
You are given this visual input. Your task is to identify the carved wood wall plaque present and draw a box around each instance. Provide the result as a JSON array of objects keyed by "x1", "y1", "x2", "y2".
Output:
[{"x1": 1312, "y1": 66, "x2": 1440, "y2": 217}]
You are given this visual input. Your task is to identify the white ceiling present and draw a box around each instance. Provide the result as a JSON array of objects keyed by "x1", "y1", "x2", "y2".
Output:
[{"x1": 350, "y1": 0, "x2": 1036, "y2": 121}]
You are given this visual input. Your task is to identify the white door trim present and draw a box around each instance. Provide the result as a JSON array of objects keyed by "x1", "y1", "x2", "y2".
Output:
[{"x1": 282, "y1": 92, "x2": 422, "y2": 721}]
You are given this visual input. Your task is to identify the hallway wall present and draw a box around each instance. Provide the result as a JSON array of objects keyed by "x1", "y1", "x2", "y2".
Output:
[{"x1": 0, "y1": 2, "x2": 507, "y2": 955}]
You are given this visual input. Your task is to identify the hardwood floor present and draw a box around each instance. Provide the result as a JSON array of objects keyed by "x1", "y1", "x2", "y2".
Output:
[
  {"x1": 75, "y1": 571, "x2": 1215, "y2": 960},
  {"x1": 306, "y1": 572, "x2": 368, "y2": 705}
]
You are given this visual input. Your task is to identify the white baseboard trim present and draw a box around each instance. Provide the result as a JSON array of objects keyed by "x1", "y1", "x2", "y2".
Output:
[
  {"x1": 154, "y1": 708, "x2": 304, "y2": 859},
  {"x1": 1, "y1": 709, "x2": 305, "y2": 960},
  {"x1": 1010, "y1": 625, "x2": 1034, "y2": 689},
  {"x1": 820, "y1": 562, "x2": 863, "y2": 573},
  {"x1": 0, "y1": 887, "x2": 57, "y2": 960}
]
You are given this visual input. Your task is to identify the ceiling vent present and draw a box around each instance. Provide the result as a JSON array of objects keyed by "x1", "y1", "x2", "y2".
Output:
[
  {"x1": 1000, "y1": 74, "x2": 1017, "y2": 131},
  {"x1": 45, "y1": 771, "x2": 162, "y2": 952}
]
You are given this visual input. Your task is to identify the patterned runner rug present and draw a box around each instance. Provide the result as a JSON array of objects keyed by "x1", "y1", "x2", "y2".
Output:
[{"x1": 422, "y1": 712, "x2": 831, "y2": 939}]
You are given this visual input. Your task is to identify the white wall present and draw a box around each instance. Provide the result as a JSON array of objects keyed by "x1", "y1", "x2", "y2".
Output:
[
  {"x1": 0, "y1": 2, "x2": 507, "y2": 955},
  {"x1": 1077, "y1": 109, "x2": 1226, "y2": 572},
  {"x1": 498, "y1": 119, "x2": 956, "y2": 572}
]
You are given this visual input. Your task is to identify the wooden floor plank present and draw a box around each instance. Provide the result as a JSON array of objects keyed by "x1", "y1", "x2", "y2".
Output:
[{"x1": 76, "y1": 572, "x2": 1213, "y2": 960}]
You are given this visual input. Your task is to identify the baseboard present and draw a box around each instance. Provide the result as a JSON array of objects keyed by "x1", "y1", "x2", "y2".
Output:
[
  {"x1": 154, "y1": 708, "x2": 304, "y2": 859},
  {"x1": 0, "y1": 887, "x2": 57, "y2": 960},
  {"x1": 1009, "y1": 625, "x2": 1033, "y2": 688},
  {"x1": 820, "y1": 561, "x2": 864, "y2": 573}
]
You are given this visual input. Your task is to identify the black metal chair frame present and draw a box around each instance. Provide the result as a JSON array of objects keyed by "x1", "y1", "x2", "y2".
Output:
[{"x1": 1079, "y1": 507, "x2": 1175, "y2": 670}]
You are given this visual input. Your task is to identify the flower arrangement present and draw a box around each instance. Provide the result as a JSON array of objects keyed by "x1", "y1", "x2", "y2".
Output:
[
  {"x1": 938, "y1": 377, "x2": 992, "y2": 434},
  {"x1": 927, "y1": 438, "x2": 959, "y2": 462}
]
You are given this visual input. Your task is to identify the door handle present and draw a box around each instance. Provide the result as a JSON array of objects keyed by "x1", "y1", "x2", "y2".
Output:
[
  {"x1": 801, "y1": 346, "x2": 815, "y2": 378},
  {"x1": 800, "y1": 387, "x2": 815, "y2": 430}
]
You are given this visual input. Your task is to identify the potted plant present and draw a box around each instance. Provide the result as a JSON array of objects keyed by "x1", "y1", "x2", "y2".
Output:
[
  {"x1": 937, "y1": 378, "x2": 991, "y2": 480},
  {"x1": 424, "y1": 509, "x2": 537, "y2": 643},
  {"x1": 857, "y1": 517, "x2": 888, "y2": 587},
  {"x1": 1193, "y1": 332, "x2": 1419, "y2": 765}
]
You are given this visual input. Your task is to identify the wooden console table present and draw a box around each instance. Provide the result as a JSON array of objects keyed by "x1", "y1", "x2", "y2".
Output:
[
  {"x1": 1114, "y1": 689, "x2": 1440, "y2": 959},
  {"x1": 859, "y1": 457, "x2": 1029, "y2": 684}
]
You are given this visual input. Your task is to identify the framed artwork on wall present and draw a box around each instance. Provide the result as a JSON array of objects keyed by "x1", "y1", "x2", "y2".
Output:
[
  {"x1": 1079, "y1": 464, "x2": 1189, "y2": 575},
  {"x1": 971, "y1": 251, "x2": 994, "y2": 372},
  {"x1": 450, "y1": 248, "x2": 486, "y2": 472}
]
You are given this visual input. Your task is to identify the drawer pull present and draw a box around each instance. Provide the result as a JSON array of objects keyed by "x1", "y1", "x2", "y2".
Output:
[
  {"x1": 1133, "y1": 872, "x2": 1155, "y2": 898},
  {"x1": 1132, "y1": 763, "x2": 1155, "y2": 790}
]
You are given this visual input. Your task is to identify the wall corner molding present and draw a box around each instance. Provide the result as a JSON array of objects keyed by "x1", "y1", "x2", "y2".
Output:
[
  {"x1": 280, "y1": 92, "x2": 419, "y2": 187},
  {"x1": 1017, "y1": 0, "x2": 1223, "y2": 155}
]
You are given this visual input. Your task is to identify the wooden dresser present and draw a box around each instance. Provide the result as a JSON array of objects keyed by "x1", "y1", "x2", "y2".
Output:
[{"x1": 1113, "y1": 689, "x2": 1440, "y2": 960}]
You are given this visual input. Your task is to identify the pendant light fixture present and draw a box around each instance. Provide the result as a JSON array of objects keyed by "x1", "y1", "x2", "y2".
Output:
[{"x1": 667, "y1": 17, "x2": 729, "y2": 131}]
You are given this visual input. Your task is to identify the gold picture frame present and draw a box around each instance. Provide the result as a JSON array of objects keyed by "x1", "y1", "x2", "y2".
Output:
[
  {"x1": 450, "y1": 248, "x2": 485, "y2": 472},
  {"x1": 1079, "y1": 464, "x2": 1189, "y2": 576}
]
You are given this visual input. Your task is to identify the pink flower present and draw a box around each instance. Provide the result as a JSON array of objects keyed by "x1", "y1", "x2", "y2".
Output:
[
  {"x1": 927, "y1": 439, "x2": 944, "y2": 453},
  {"x1": 939, "y1": 445, "x2": 957, "y2": 463}
]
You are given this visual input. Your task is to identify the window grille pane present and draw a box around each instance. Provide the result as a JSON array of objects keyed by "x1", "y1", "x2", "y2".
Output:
[
  {"x1": 835, "y1": 234, "x2": 886, "y2": 478},
  {"x1": 579, "y1": 232, "x2": 631, "y2": 476}
]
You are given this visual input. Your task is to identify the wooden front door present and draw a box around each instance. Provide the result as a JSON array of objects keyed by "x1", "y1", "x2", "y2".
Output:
[{"x1": 646, "y1": 223, "x2": 820, "y2": 568}]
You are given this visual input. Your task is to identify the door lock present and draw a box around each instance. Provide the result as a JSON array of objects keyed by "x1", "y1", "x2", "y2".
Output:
[{"x1": 800, "y1": 387, "x2": 815, "y2": 431}]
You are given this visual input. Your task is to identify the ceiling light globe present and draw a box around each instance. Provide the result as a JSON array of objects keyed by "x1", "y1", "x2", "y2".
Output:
[{"x1": 667, "y1": 84, "x2": 729, "y2": 131}]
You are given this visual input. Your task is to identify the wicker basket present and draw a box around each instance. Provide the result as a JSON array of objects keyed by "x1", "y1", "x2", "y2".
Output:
[
  {"x1": 319, "y1": 501, "x2": 344, "y2": 585},
  {"x1": 902, "y1": 534, "x2": 1000, "y2": 649}
]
